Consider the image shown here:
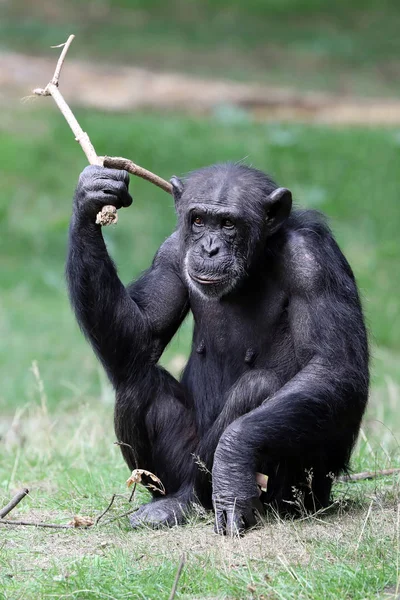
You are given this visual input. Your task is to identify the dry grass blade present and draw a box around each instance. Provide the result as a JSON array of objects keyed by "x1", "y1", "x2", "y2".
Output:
[{"x1": 168, "y1": 553, "x2": 186, "y2": 600}]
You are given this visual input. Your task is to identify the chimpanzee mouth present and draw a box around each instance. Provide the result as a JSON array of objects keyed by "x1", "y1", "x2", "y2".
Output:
[{"x1": 189, "y1": 273, "x2": 227, "y2": 286}]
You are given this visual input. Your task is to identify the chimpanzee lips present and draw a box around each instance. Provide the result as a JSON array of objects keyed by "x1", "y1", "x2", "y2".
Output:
[{"x1": 189, "y1": 273, "x2": 227, "y2": 285}]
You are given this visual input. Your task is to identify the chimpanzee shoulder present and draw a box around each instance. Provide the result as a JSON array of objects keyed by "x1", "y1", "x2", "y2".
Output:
[
  {"x1": 279, "y1": 208, "x2": 356, "y2": 295},
  {"x1": 152, "y1": 231, "x2": 181, "y2": 266}
]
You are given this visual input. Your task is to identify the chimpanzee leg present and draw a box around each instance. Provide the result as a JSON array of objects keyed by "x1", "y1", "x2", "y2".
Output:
[
  {"x1": 114, "y1": 366, "x2": 198, "y2": 528},
  {"x1": 194, "y1": 370, "x2": 282, "y2": 507},
  {"x1": 259, "y1": 430, "x2": 354, "y2": 515},
  {"x1": 212, "y1": 373, "x2": 363, "y2": 534},
  {"x1": 259, "y1": 457, "x2": 333, "y2": 515}
]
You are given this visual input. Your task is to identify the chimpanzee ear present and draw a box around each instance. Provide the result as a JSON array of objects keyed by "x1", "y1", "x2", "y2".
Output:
[
  {"x1": 265, "y1": 187, "x2": 292, "y2": 235},
  {"x1": 170, "y1": 176, "x2": 184, "y2": 203}
]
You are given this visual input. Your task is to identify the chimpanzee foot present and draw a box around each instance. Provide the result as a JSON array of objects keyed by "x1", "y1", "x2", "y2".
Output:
[{"x1": 129, "y1": 496, "x2": 192, "y2": 529}]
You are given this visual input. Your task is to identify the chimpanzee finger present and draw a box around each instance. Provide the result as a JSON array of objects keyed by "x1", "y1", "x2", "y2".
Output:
[
  {"x1": 100, "y1": 168, "x2": 130, "y2": 187},
  {"x1": 103, "y1": 186, "x2": 133, "y2": 208},
  {"x1": 249, "y1": 496, "x2": 264, "y2": 515},
  {"x1": 98, "y1": 178, "x2": 132, "y2": 208},
  {"x1": 242, "y1": 507, "x2": 258, "y2": 530},
  {"x1": 85, "y1": 191, "x2": 129, "y2": 211},
  {"x1": 214, "y1": 509, "x2": 227, "y2": 535},
  {"x1": 79, "y1": 166, "x2": 129, "y2": 188},
  {"x1": 83, "y1": 167, "x2": 130, "y2": 191}
]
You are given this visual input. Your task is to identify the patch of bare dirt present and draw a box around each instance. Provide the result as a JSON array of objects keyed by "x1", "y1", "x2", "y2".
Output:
[
  {"x1": 2, "y1": 51, "x2": 400, "y2": 124},
  {"x1": 2, "y1": 503, "x2": 397, "y2": 572}
]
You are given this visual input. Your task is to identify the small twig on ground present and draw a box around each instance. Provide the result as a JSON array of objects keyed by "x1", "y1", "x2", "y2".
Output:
[
  {"x1": 169, "y1": 554, "x2": 186, "y2": 600},
  {"x1": 33, "y1": 35, "x2": 172, "y2": 226},
  {"x1": 128, "y1": 482, "x2": 137, "y2": 503},
  {"x1": 0, "y1": 520, "x2": 73, "y2": 529},
  {"x1": 96, "y1": 489, "x2": 139, "y2": 523},
  {"x1": 0, "y1": 489, "x2": 138, "y2": 530},
  {"x1": 100, "y1": 508, "x2": 138, "y2": 527},
  {"x1": 0, "y1": 488, "x2": 29, "y2": 519},
  {"x1": 94, "y1": 476, "x2": 140, "y2": 525},
  {"x1": 95, "y1": 494, "x2": 117, "y2": 525},
  {"x1": 337, "y1": 467, "x2": 400, "y2": 483}
]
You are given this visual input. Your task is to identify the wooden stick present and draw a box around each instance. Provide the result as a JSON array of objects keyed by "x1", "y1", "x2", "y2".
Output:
[
  {"x1": 128, "y1": 482, "x2": 137, "y2": 503},
  {"x1": 0, "y1": 520, "x2": 72, "y2": 529},
  {"x1": 0, "y1": 488, "x2": 29, "y2": 518},
  {"x1": 99, "y1": 508, "x2": 138, "y2": 526},
  {"x1": 33, "y1": 36, "x2": 101, "y2": 167},
  {"x1": 95, "y1": 493, "x2": 117, "y2": 525},
  {"x1": 103, "y1": 157, "x2": 172, "y2": 194},
  {"x1": 33, "y1": 35, "x2": 172, "y2": 226},
  {"x1": 337, "y1": 467, "x2": 400, "y2": 483},
  {"x1": 168, "y1": 554, "x2": 186, "y2": 600},
  {"x1": 95, "y1": 488, "x2": 138, "y2": 524}
]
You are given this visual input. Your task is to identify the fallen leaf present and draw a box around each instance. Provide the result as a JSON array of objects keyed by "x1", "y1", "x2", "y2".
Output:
[
  {"x1": 69, "y1": 515, "x2": 94, "y2": 527},
  {"x1": 126, "y1": 469, "x2": 165, "y2": 495}
]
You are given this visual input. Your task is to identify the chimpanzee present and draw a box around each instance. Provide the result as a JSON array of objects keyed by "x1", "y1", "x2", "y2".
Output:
[{"x1": 66, "y1": 162, "x2": 369, "y2": 535}]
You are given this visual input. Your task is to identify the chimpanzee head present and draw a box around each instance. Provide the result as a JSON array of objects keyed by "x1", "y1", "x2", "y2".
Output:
[{"x1": 171, "y1": 163, "x2": 292, "y2": 298}]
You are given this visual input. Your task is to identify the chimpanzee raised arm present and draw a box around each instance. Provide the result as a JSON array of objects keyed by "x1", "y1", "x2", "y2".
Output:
[{"x1": 66, "y1": 166, "x2": 189, "y2": 386}]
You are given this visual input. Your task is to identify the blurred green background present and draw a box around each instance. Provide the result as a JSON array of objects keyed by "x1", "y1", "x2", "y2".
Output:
[{"x1": 3, "y1": 0, "x2": 400, "y2": 95}]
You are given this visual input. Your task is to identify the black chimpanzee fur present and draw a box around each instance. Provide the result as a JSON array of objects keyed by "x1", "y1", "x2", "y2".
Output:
[{"x1": 66, "y1": 162, "x2": 369, "y2": 535}]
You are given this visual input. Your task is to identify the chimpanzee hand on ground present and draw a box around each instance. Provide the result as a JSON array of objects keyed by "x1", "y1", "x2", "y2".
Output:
[
  {"x1": 212, "y1": 426, "x2": 264, "y2": 536},
  {"x1": 212, "y1": 493, "x2": 263, "y2": 536},
  {"x1": 73, "y1": 165, "x2": 132, "y2": 220}
]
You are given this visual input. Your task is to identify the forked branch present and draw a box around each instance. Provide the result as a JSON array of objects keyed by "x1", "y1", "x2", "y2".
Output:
[{"x1": 33, "y1": 35, "x2": 172, "y2": 225}]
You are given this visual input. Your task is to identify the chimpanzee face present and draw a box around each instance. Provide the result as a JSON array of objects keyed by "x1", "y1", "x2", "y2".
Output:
[
  {"x1": 182, "y1": 202, "x2": 249, "y2": 297},
  {"x1": 171, "y1": 164, "x2": 292, "y2": 299}
]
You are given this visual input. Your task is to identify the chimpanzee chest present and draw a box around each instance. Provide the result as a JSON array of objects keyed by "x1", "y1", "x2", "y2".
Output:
[
  {"x1": 183, "y1": 282, "x2": 296, "y2": 428},
  {"x1": 189, "y1": 280, "x2": 292, "y2": 374}
]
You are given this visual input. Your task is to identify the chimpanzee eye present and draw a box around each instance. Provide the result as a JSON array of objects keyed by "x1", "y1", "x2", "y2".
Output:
[
  {"x1": 193, "y1": 216, "x2": 204, "y2": 227},
  {"x1": 222, "y1": 219, "x2": 235, "y2": 230}
]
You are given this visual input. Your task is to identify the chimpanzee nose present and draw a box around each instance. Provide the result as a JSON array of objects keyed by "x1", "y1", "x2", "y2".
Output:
[
  {"x1": 207, "y1": 246, "x2": 219, "y2": 257},
  {"x1": 202, "y1": 237, "x2": 220, "y2": 257}
]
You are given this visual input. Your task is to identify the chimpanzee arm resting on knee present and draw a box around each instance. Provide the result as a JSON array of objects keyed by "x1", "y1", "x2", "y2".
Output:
[{"x1": 66, "y1": 167, "x2": 189, "y2": 386}]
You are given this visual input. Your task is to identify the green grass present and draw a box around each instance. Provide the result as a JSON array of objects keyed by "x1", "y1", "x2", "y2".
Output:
[
  {"x1": 1, "y1": 106, "x2": 400, "y2": 598},
  {"x1": 0, "y1": 400, "x2": 399, "y2": 599},
  {"x1": 2, "y1": 0, "x2": 400, "y2": 96}
]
